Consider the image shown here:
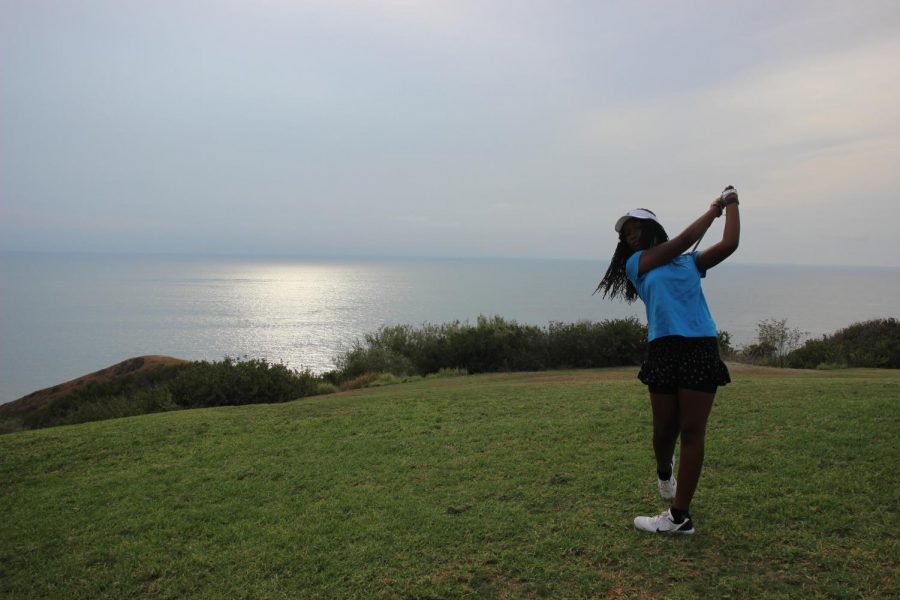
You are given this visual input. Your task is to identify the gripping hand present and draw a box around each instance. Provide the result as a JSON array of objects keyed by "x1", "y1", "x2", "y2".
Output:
[{"x1": 720, "y1": 185, "x2": 739, "y2": 205}]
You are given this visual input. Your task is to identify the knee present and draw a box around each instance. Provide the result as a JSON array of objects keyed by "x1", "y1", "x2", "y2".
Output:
[
  {"x1": 653, "y1": 419, "x2": 678, "y2": 440},
  {"x1": 653, "y1": 431, "x2": 676, "y2": 448},
  {"x1": 679, "y1": 425, "x2": 707, "y2": 446}
]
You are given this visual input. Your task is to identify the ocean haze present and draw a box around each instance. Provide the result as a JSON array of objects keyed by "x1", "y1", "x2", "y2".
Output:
[{"x1": 1, "y1": 253, "x2": 898, "y2": 405}]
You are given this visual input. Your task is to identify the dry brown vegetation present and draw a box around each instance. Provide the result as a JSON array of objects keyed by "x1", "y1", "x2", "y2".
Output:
[{"x1": 0, "y1": 355, "x2": 189, "y2": 415}]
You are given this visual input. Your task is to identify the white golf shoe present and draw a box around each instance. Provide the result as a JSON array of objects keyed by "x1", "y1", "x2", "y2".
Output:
[
  {"x1": 634, "y1": 508, "x2": 694, "y2": 535},
  {"x1": 658, "y1": 457, "x2": 676, "y2": 500}
]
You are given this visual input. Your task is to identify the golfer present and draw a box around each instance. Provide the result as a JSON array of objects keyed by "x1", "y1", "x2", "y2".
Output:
[{"x1": 595, "y1": 186, "x2": 740, "y2": 534}]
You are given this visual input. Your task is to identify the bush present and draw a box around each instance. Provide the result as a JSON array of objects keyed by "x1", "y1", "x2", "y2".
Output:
[
  {"x1": 427, "y1": 368, "x2": 468, "y2": 379},
  {"x1": 444, "y1": 315, "x2": 548, "y2": 373},
  {"x1": 17, "y1": 358, "x2": 324, "y2": 430},
  {"x1": 15, "y1": 316, "x2": 895, "y2": 434},
  {"x1": 21, "y1": 386, "x2": 179, "y2": 431},
  {"x1": 546, "y1": 318, "x2": 646, "y2": 368},
  {"x1": 717, "y1": 331, "x2": 736, "y2": 359},
  {"x1": 169, "y1": 357, "x2": 321, "y2": 408},
  {"x1": 331, "y1": 316, "x2": 648, "y2": 382},
  {"x1": 815, "y1": 362, "x2": 848, "y2": 370},
  {"x1": 21, "y1": 364, "x2": 189, "y2": 430},
  {"x1": 339, "y1": 372, "x2": 381, "y2": 391},
  {"x1": 755, "y1": 318, "x2": 805, "y2": 367},
  {"x1": 738, "y1": 341, "x2": 777, "y2": 365},
  {"x1": 11, "y1": 357, "x2": 329, "y2": 433},
  {"x1": 135, "y1": 385, "x2": 178, "y2": 411},
  {"x1": 315, "y1": 382, "x2": 339, "y2": 395},
  {"x1": 784, "y1": 338, "x2": 837, "y2": 369},
  {"x1": 335, "y1": 343, "x2": 414, "y2": 381},
  {"x1": 787, "y1": 318, "x2": 900, "y2": 369}
]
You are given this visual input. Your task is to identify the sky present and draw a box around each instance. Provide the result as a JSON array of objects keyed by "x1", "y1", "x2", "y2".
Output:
[{"x1": 2, "y1": 0, "x2": 899, "y2": 266}]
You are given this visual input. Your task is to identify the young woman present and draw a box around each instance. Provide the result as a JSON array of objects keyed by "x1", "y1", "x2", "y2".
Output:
[{"x1": 596, "y1": 186, "x2": 740, "y2": 534}]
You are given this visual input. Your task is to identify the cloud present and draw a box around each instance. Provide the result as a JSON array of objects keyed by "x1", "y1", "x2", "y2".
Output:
[
  {"x1": 1, "y1": 1, "x2": 899, "y2": 265},
  {"x1": 572, "y1": 32, "x2": 900, "y2": 195}
]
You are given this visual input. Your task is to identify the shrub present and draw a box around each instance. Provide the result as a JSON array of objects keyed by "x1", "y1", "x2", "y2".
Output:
[
  {"x1": 545, "y1": 319, "x2": 645, "y2": 368},
  {"x1": 787, "y1": 318, "x2": 900, "y2": 369},
  {"x1": 717, "y1": 331, "x2": 736, "y2": 359},
  {"x1": 134, "y1": 385, "x2": 179, "y2": 413},
  {"x1": 330, "y1": 316, "x2": 648, "y2": 381},
  {"x1": 427, "y1": 368, "x2": 468, "y2": 378},
  {"x1": 784, "y1": 337, "x2": 837, "y2": 369},
  {"x1": 20, "y1": 364, "x2": 189, "y2": 430},
  {"x1": 738, "y1": 341, "x2": 777, "y2": 365},
  {"x1": 169, "y1": 357, "x2": 320, "y2": 408},
  {"x1": 815, "y1": 362, "x2": 848, "y2": 370},
  {"x1": 444, "y1": 315, "x2": 548, "y2": 373},
  {"x1": 13, "y1": 358, "x2": 327, "y2": 433},
  {"x1": 370, "y1": 373, "x2": 404, "y2": 387},
  {"x1": 339, "y1": 372, "x2": 381, "y2": 391},
  {"x1": 315, "y1": 382, "x2": 339, "y2": 395},
  {"x1": 335, "y1": 344, "x2": 414, "y2": 381},
  {"x1": 755, "y1": 318, "x2": 805, "y2": 367},
  {"x1": 21, "y1": 386, "x2": 180, "y2": 431},
  {"x1": 0, "y1": 415, "x2": 24, "y2": 435}
]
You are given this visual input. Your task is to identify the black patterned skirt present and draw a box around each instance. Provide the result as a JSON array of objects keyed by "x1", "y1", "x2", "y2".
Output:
[{"x1": 638, "y1": 335, "x2": 731, "y2": 393}]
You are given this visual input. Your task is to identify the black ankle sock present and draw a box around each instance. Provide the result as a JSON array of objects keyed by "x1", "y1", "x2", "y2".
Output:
[
  {"x1": 657, "y1": 468, "x2": 672, "y2": 481},
  {"x1": 670, "y1": 507, "x2": 690, "y2": 523}
]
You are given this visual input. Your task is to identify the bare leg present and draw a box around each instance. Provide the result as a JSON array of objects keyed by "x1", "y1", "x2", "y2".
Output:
[
  {"x1": 650, "y1": 392, "x2": 680, "y2": 476},
  {"x1": 672, "y1": 388, "x2": 716, "y2": 512}
]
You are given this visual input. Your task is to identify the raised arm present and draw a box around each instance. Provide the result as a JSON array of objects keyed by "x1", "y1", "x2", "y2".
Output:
[
  {"x1": 695, "y1": 196, "x2": 740, "y2": 272},
  {"x1": 637, "y1": 205, "x2": 721, "y2": 275}
]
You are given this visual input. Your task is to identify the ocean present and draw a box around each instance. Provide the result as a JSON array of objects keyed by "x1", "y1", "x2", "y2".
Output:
[{"x1": 1, "y1": 253, "x2": 898, "y2": 405}]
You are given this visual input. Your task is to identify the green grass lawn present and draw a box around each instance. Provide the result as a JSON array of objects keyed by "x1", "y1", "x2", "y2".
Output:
[{"x1": 1, "y1": 366, "x2": 897, "y2": 598}]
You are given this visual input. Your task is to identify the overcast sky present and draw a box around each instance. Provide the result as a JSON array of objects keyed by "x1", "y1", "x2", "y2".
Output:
[{"x1": 2, "y1": 1, "x2": 899, "y2": 266}]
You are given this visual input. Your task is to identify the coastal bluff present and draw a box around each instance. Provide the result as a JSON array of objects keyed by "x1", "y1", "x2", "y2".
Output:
[{"x1": 0, "y1": 355, "x2": 190, "y2": 416}]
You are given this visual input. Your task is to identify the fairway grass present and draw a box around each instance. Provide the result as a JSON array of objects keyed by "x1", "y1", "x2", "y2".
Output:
[{"x1": 1, "y1": 367, "x2": 897, "y2": 598}]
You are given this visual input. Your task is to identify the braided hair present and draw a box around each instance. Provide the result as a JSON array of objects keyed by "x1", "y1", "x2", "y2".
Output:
[{"x1": 594, "y1": 212, "x2": 669, "y2": 303}]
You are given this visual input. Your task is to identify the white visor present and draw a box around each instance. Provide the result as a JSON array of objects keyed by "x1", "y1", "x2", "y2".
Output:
[{"x1": 614, "y1": 208, "x2": 659, "y2": 233}]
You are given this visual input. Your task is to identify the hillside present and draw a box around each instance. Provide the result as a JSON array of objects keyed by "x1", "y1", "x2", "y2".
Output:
[
  {"x1": 1, "y1": 367, "x2": 897, "y2": 598},
  {"x1": 0, "y1": 355, "x2": 190, "y2": 415}
]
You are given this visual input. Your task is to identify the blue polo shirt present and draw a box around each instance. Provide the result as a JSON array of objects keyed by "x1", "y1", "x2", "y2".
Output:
[{"x1": 625, "y1": 251, "x2": 718, "y2": 341}]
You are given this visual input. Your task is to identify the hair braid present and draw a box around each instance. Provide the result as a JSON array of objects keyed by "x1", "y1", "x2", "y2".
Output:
[
  {"x1": 594, "y1": 240, "x2": 638, "y2": 302},
  {"x1": 594, "y1": 218, "x2": 669, "y2": 303}
]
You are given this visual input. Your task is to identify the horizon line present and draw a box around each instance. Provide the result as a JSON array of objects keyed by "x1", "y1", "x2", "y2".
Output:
[{"x1": 0, "y1": 249, "x2": 898, "y2": 271}]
